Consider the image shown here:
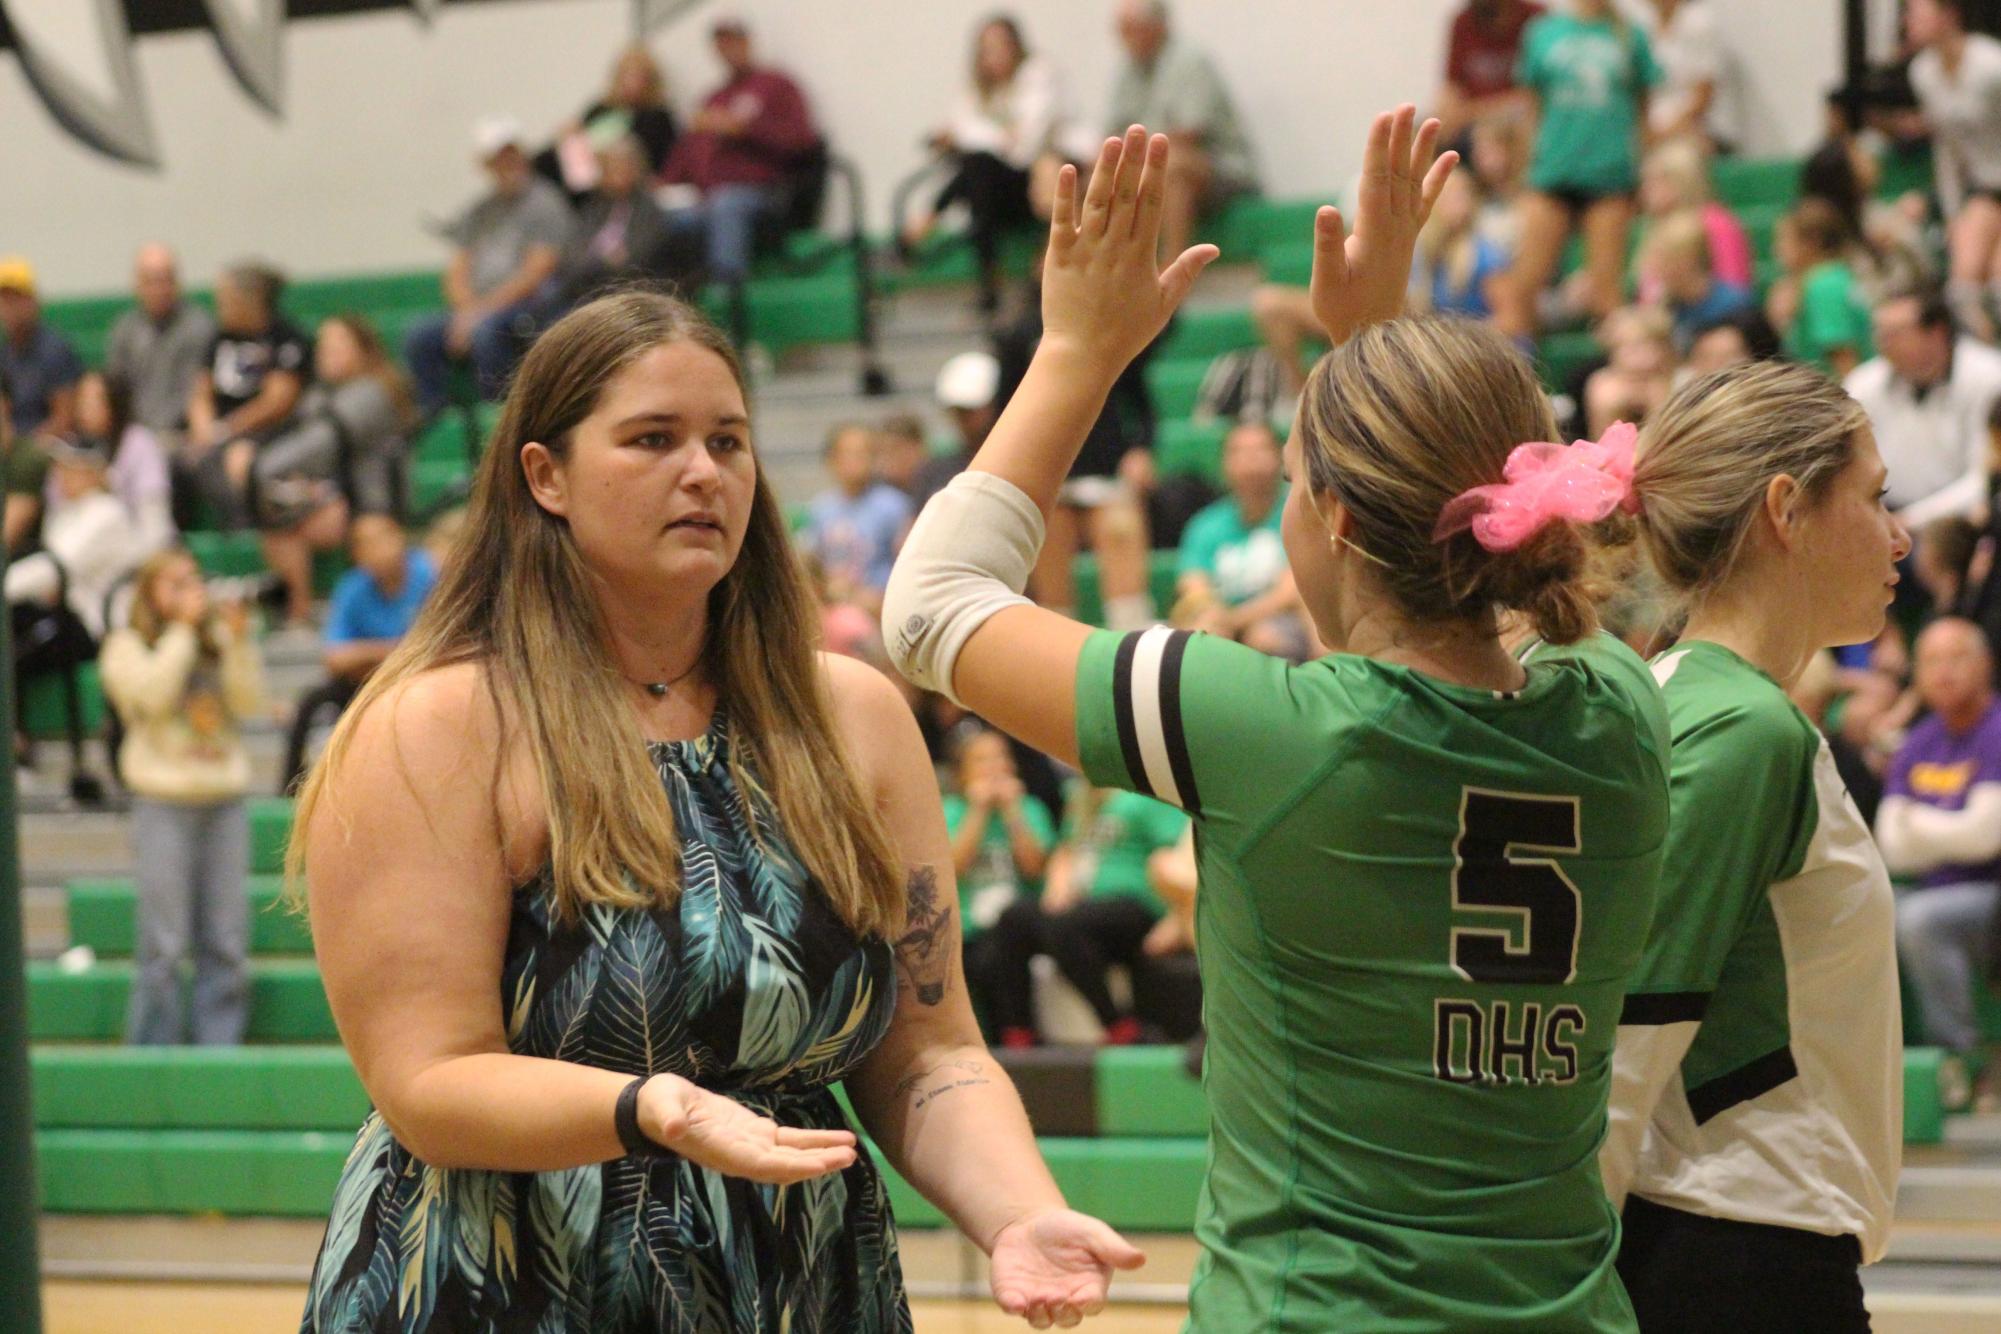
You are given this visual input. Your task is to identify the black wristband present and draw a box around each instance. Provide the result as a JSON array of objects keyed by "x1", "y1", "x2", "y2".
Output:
[{"x1": 614, "y1": 1076, "x2": 668, "y2": 1159}]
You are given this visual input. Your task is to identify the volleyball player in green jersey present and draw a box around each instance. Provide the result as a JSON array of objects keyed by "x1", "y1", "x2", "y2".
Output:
[
  {"x1": 1599, "y1": 362, "x2": 1911, "y2": 1331},
  {"x1": 885, "y1": 111, "x2": 1671, "y2": 1331}
]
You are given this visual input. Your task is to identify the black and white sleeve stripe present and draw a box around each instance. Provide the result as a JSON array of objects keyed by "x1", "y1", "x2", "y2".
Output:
[{"x1": 1110, "y1": 627, "x2": 1202, "y2": 817}]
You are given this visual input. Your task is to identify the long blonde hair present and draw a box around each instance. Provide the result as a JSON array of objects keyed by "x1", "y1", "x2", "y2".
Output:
[
  {"x1": 1298, "y1": 316, "x2": 1599, "y2": 644},
  {"x1": 289, "y1": 290, "x2": 905, "y2": 936}
]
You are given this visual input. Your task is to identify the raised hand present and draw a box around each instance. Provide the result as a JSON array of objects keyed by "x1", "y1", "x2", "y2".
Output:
[
  {"x1": 1309, "y1": 105, "x2": 1458, "y2": 348},
  {"x1": 990, "y1": 1207, "x2": 1147, "y2": 1329},
  {"x1": 1043, "y1": 126, "x2": 1220, "y2": 377},
  {"x1": 637, "y1": 1073, "x2": 858, "y2": 1185}
]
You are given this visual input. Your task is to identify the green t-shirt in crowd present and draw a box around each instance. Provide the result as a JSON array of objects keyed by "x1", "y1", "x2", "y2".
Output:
[
  {"x1": 942, "y1": 791, "x2": 1056, "y2": 938},
  {"x1": 1075, "y1": 626, "x2": 1669, "y2": 1331},
  {"x1": 1518, "y1": 13, "x2": 1661, "y2": 195},
  {"x1": 1787, "y1": 259, "x2": 1874, "y2": 371},
  {"x1": 4, "y1": 437, "x2": 49, "y2": 498},
  {"x1": 1177, "y1": 490, "x2": 1288, "y2": 607},
  {"x1": 1063, "y1": 789, "x2": 1190, "y2": 918}
]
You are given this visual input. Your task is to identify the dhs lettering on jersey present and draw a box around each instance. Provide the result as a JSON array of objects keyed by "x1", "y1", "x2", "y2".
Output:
[{"x1": 1432, "y1": 998, "x2": 1585, "y2": 1086}]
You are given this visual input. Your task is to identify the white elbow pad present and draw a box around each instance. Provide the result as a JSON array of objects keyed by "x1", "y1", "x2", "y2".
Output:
[{"x1": 881, "y1": 470, "x2": 1044, "y2": 703}]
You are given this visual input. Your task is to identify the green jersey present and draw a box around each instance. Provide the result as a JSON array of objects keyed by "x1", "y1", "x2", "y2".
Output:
[
  {"x1": 1075, "y1": 627, "x2": 1670, "y2": 1331},
  {"x1": 1601, "y1": 642, "x2": 1901, "y2": 1261},
  {"x1": 943, "y1": 793, "x2": 1056, "y2": 937},
  {"x1": 1518, "y1": 14, "x2": 1662, "y2": 195},
  {"x1": 1787, "y1": 259, "x2": 1874, "y2": 372}
]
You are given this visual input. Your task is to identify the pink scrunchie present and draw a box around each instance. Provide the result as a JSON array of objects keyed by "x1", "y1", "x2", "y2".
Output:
[{"x1": 1432, "y1": 422, "x2": 1641, "y2": 553}]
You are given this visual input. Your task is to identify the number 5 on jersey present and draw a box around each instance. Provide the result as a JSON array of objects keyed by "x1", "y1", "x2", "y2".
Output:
[{"x1": 1434, "y1": 788, "x2": 1586, "y2": 1087}]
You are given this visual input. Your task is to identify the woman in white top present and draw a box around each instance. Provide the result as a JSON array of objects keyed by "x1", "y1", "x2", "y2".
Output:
[
  {"x1": 905, "y1": 15, "x2": 1077, "y2": 310},
  {"x1": 1907, "y1": 0, "x2": 2001, "y2": 333},
  {"x1": 1638, "y1": 0, "x2": 1736, "y2": 153}
]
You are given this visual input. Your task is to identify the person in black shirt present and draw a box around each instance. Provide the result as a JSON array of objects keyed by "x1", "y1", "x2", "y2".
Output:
[
  {"x1": 182, "y1": 262, "x2": 309, "y2": 531},
  {"x1": 535, "y1": 45, "x2": 680, "y2": 202}
]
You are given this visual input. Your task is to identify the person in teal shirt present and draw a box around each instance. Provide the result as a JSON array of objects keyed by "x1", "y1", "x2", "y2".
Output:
[
  {"x1": 1174, "y1": 420, "x2": 1310, "y2": 659},
  {"x1": 1774, "y1": 197, "x2": 1874, "y2": 376},
  {"x1": 942, "y1": 727, "x2": 1057, "y2": 1045},
  {"x1": 1498, "y1": 0, "x2": 1661, "y2": 340}
]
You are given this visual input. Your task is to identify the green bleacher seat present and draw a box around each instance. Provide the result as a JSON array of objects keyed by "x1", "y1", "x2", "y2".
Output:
[
  {"x1": 699, "y1": 272, "x2": 860, "y2": 352},
  {"x1": 19, "y1": 660, "x2": 106, "y2": 741},
  {"x1": 27, "y1": 957, "x2": 333, "y2": 1042},
  {"x1": 1535, "y1": 329, "x2": 1602, "y2": 394},
  {"x1": 1073, "y1": 551, "x2": 1179, "y2": 627},
  {"x1": 1159, "y1": 307, "x2": 1258, "y2": 362},
  {"x1": 410, "y1": 456, "x2": 470, "y2": 515},
  {"x1": 1904, "y1": 1047, "x2": 1958, "y2": 1146},
  {"x1": 1712, "y1": 156, "x2": 1800, "y2": 211},
  {"x1": 883, "y1": 227, "x2": 1044, "y2": 294},
  {"x1": 1095, "y1": 1046, "x2": 1208, "y2": 1137},
  {"x1": 1260, "y1": 240, "x2": 1314, "y2": 288},
  {"x1": 1156, "y1": 419, "x2": 1228, "y2": 483},
  {"x1": 1145, "y1": 357, "x2": 1212, "y2": 419},
  {"x1": 250, "y1": 796, "x2": 294, "y2": 876},
  {"x1": 65, "y1": 875, "x2": 306, "y2": 957},
  {"x1": 36, "y1": 1128, "x2": 351, "y2": 1215},
  {"x1": 1876, "y1": 144, "x2": 1935, "y2": 201},
  {"x1": 183, "y1": 529, "x2": 265, "y2": 579},
  {"x1": 33, "y1": 1045, "x2": 364, "y2": 1131},
  {"x1": 1208, "y1": 197, "x2": 1322, "y2": 259}
]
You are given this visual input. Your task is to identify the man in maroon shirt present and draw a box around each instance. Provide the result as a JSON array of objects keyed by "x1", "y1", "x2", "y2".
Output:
[
  {"x1": 658, "y1": 16, "x2": 818, "y2": 284},
  {"x1": 1436, "y1": 0, "x2": 1543, "y2": 142}
]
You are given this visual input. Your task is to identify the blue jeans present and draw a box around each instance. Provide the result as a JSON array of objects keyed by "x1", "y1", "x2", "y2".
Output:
[
  {"x1": 665, "y1": 183, "x2": 777, "y2": 283},
  {"x1": 1896, "y1": 881, "x2": 2000, "y2": 1053},
  {"x1": 404, "y1": 289, "x2": 549, "y2": 415},
  {"x1": 124, "y1": 797, "x2": 250, "y2": 1046}
]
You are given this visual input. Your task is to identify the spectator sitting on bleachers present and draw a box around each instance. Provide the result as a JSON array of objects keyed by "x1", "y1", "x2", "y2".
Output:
[
  {"x1": 1468, "y1": 113, "x2": 1530, "y2": 256},
  {"x1": 0, "y1": 365, "x2": 46, "y2": 558},
  {"x1": 1494, "y1": 0, "x2": 1661, "y2": 340},
  {"x1": 554, "y1": 135, "x2": 673, "y2": 311},
  {"x1": 1768, "y1": 198, "x2": 1874, "y2": 377},
  {"x1": 183, "y1": 262, "x2": 308, "y2": 532},
  {"x1": 800, "y1": 422, "x2": 912, "y2": 610},
  {"x1": 405, "y1": 118, "x2": 571, "y2": 417},
  {"x1": 0, "y1": 257, "x2": 81, "y2": 439},
  {"x1": 69, "y1": 370, "x2": 174, "y2": 565},
  {"x1": 1016, "y1": 787, "x2": 1191, "y2": 1046},
  {"x1": 1680, "y1": 308, "x2": 1781, "y2": 379},
  {"x1": 1906, "y1": 0, "x2": 2001, "y2": 341},
  {"x1": 1636, "y1": 137, "x2": 1753, "y2": 301},
  {"x1": 254, "y1": 315, "x2": 417, "y2": 628},
  {"x1": 1637, "y1": 0, "x2": 1737, "y2": 153},
  {"x1": 535, "y1": 43, "x2": 680, "y2": 200},
  {"x1": 100, "y1": 548, "x2": 263, "y2": 1046},
  {"x1": 657, "y1": 15, "x2": 818, "y2": 290},
  {"x1": 281, "y1": 514, "x2": 435, "y2": 793},
  {"x1": 1172, "y1": 421, "x2": 1309, "y2": 660},
  {"x1": 906, "y1": 15, "x2": 1080, "y2": 313},
  {"x1": 1434, "y1": 0, "x2": 1543, "y2": 144},
  {"x1": 1639, "y1": 209, "x2": 1754, "y2": 355},
  {"x1": 873, "y1": 411, "x2": 931, "y2": 503},
  {"x1": 945, "y1": 726, "x2": 1056, "y2": 1047},
  {"x1": 1105, "y1": 1, "x2": 1260, "y2": 261},
  {"x1": 1877, "y1": 617, "x2": 2001, "y2": 1107},
  {"x1": 918, "y1": 351, "x2": 1003, "y2": 508},
  {"x1": 1583, "y1": 306, "x2": 1676, "y2": 437},
  {"x1": 104, "y1": 243, "x2": 216, "y2": 439},
  {"x1": 1412, "y1": 168, "x2": 1509, "y2": 320},
  {"x1": 1847, "y1": 289, "x2": 2001, "y2": 532}
]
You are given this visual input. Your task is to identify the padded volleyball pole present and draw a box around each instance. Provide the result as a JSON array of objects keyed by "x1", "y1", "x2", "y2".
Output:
[{"x1": 0, "y1": 587, "x2": 44, "y2": 1332}]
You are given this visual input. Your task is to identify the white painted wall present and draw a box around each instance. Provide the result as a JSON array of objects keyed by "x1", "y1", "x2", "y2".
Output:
[{"x1": 0, "y1": 0, "x2": 1845, "y2": 297}]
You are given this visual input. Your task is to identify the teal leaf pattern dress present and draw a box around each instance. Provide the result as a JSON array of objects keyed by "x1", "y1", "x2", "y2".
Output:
[{"x1": 301, "y1": 711, "x2": 912, "y2": 1332}]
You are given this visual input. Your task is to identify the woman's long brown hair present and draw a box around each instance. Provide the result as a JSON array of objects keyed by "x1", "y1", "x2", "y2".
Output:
[{"x1": 289, "y1": 290, "x2": 905, "y2": 936}]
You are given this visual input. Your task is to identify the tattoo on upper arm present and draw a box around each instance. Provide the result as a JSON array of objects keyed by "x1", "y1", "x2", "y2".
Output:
[
  {"x1": 892, "y1": 1058, "x2": 992, "y2": 1111},
  {"x1": 893, "y1": 866, "x2": 955, "y2": 1007}
]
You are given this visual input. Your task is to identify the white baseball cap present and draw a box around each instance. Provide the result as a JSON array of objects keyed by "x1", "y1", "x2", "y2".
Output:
[
  {"x1": 472, "y1": 115, "x2": 526, "y2": 160},
  {"x1": 935, "y1": 351, "x2": 1000, "y2": 410}
]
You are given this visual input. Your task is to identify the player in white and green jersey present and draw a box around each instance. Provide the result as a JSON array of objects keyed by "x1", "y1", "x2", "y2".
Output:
[
  {"x1": 1603, "y1": 359, "x2": 1911, "y2": 1332},
  {"x1": 882, "y1": 112, "x2": 1674, "y2": 1330}
]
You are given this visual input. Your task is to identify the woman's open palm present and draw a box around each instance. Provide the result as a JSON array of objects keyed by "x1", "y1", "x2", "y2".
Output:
[
  {"x1": 1310, "y1": 104, "x2": 1459, "y2": 347},
  {"x1": 637, "y1": 1074, "x2": 858, "y2": 1186},
  {"x1": 1042, "y1": 126, "x2": 1220, "y2": 375},
  {"x1": 990, "y1": 1207, "x2": 1147, "y2": 1329}
]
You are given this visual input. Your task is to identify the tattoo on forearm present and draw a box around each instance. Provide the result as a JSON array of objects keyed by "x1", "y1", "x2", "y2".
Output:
[
  {"x1": 893, "y1": 1058, "x2": 992, "y2": 1111},
  {"x1": 893, "y1": 866, "x2": 955, "y2": 1006}
]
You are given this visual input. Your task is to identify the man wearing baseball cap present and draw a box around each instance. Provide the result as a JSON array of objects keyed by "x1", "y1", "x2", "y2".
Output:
[
  {"x1": 0, "y1": 256, "x2": 83, "y2": 439},
  {"x1": 404, "y1": 117, "x2": 574, "y2": 416}
]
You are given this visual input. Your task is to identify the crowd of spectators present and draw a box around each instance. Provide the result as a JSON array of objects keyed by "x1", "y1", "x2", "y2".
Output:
[{"x1": 13, "y1": 1, "x2": 2001, "y2": 1068}]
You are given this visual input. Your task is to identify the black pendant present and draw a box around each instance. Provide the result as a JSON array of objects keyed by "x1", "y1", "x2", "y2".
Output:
[{"x1": 646, "y1": 682, "x2": 668, "y2": 697}]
